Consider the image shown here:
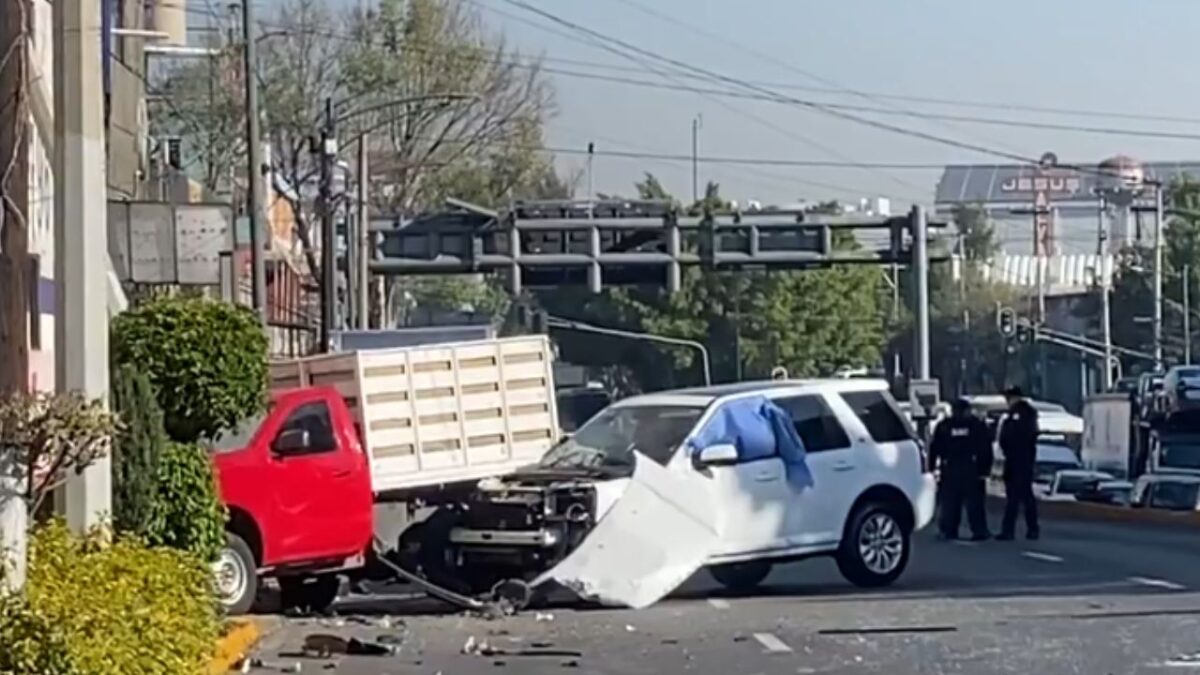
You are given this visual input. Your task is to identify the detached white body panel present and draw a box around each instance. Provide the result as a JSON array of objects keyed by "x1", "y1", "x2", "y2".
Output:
[
  {"x1": 533, "y1": 453, "x2": 718, "y2": 609},
  {"x1": 269, "y1": 336, "x2": 560, "y2": 493}
]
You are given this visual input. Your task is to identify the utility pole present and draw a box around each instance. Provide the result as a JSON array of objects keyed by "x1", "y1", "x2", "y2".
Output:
[
  {"x1": 586, "y1": 142, "x2": 594, "y2": 218},
  {"x1": 242, "y1": 0, "x2": 267, "y2": 323},
  {"x1": 0, "y1": 0, "x2": 30, "y2": 394},
  {"x1": 318, "y1": 97, "x2": 337, "y2": 352},
  {"x1": 691, "y1": 115, "x2": 700, "y2": 205},
  {"x1": 55, "y1": 0, "x2": 111, "y2": 531},
  {"x1": 1154, "y1": 182, "x2": 1165, "y2": 371},
  {"x1": 1185, "y1": 264, "x2": 1192, "y2": 366},
  {"x1": 0, "y1": 0, "x2": 30, "y2": 592},
  {"x1": 912, "y1": 205, "x2": 931, "y2": 381},
  {"x1": 356, "y1": 134, "x2": 370, "y2": 330},
  {"x1": 1098, "y1": 195, "x2": 1114, "y2": 391}
]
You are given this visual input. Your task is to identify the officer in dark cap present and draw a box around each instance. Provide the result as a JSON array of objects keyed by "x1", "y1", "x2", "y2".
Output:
[
  {"x1": 929, "y1": 397, "x2": 992, "y2": 541},
  {"x1": 998, "y1": 386, "x2": 1040, "y2": 540}
]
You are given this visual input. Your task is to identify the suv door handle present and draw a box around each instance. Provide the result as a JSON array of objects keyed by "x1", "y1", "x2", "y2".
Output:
[
  {"x1": 832, "y1": 462, "x2": 855, "y2": 472},
  {"x1": 754, "y1": 470, "x2": 780, "y2": 482},
  {"x1": 332, "y1": 469, "x2": 352, "y2": 478}
]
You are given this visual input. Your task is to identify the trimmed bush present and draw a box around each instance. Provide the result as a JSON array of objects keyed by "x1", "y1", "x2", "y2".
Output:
[
  {"x1": 111, "y1": 364, "x2": 166, "y2": 536},
  {"x1": 111, "y1": 296, "x2": 268, "y2": 443},
  {"x1": 0, "y1": 593, "x2": 78, "y2": 674},
  {"x1": 23, "y1": 521, "x2": 221, "y2": 675},
  {"x1": 145, "y1": 442, "x2": 227, "y2": 563}
]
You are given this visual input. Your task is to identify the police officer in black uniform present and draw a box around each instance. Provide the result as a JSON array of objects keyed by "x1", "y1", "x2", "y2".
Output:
[
  {"x1": 998, "y1": 386, "x2": 1040, "y2": 540},
  {"x1": 930, "y1": 397, "x2": 992, "y2": 541}
]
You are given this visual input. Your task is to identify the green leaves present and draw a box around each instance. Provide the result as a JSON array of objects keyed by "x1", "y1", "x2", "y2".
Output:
[
  {"x1": 13, "y1": 521, "x2": 221, "y2": 675},
  {"x1": 0, "y1": 391, "x2": 120, "y2": 513},
  {"x1": 111, "y1": 365, "x2": 166, "y2": 537},
  {"x1": 110, "y1": 296, "x2": 268, "y2": 444},
  {"x1": 143, "y1": 442, "x2": 227, "y2": 564}
]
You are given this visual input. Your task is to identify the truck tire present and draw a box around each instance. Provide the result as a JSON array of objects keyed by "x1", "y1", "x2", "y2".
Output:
[
  {"x1": 214, "y1": 533, "x2": 258, "y2": 615},
  {"x1": 836, "y1": 501, "x2": 911, "y2": 588},
  {"x1": 709, "y1": 561, "x2": 772, "y2": 592},
  {"x1": 279, "y1": 574, "x2": 341, "y2": 615}
]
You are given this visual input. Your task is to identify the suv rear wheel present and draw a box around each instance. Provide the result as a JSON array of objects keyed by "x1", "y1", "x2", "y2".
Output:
[
  {"x1": 836, "y1": 502, "x2": 910, "y2": 588},
  {"x1": 709, "y1": 560, "x2": 772, "y2": 592}
]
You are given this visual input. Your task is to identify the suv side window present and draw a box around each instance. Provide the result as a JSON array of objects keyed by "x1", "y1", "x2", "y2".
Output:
[
  {"x1": 277, "y1": 401, "x2": 337, "y2": 454},
  {"x1": 776, "y1": 395, "x2": 850, "y2": 453},
  {"x1": 839, "y1": 390, "x2": 914, "y2": 443}
]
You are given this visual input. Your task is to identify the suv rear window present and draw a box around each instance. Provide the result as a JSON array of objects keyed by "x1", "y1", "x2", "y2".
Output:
[
  {"x1": 839, "y1": 390, "x2": 914, "y2": 443},
  {"x1": 775, "y1": 395, "x2": 850, "y2": 452}
]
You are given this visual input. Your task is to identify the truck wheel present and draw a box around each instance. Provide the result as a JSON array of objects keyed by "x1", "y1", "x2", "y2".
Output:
[
  {"x1": 836, "y1": 502, "x2": 911, "y2": 588},
  {"x1": 214, "y1": 533, "x2": 258, "y2": 615},
  {"x1": 709, "y1": 561, "x2": 772, "y2": 592},
  {"x1": 279, "y1": 574, "x2": 341, "y2": 615}
]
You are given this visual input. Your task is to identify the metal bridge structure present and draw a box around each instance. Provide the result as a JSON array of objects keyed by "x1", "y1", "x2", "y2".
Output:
[{"x1": 356, "y1": 198, "x2": 946, "y2": 382}]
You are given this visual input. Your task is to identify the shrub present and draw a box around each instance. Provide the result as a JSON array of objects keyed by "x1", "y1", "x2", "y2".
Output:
[
  {"x1": 110, "y1": 364, "x2": 166, "y2": 536},
  {"x1": 0, "y1": 593, "x2": 78, "y2": 674},
  {"x1": 0, "y1": 391, "x2": 120, "y2": 512},
  {"x1": 111, "y1": 296, "x2": 268, "y2": 443},
  {"x1": 24, "y1": 521, "x2": 221, "y2": 675},
  {"x1": 145, "y1": 442, "x2": 226, "y2": 563}
]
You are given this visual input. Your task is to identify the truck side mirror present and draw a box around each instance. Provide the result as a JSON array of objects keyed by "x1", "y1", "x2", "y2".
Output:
[{"x1": 273, "y1": 428, "x2": 312, "y2": 456}]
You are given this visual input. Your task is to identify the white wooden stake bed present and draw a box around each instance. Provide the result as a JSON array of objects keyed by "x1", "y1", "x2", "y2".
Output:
[{"x1": 269, "y1": 336, "x2": 560, "y2": 494}]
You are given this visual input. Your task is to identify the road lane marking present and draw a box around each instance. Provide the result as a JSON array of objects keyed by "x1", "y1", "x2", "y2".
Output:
[
  {"x1": 952, "y1": 540, "x2": 978, "y2": 547},
  {"x1": 753, "y1": 632, "x2": 793, "y2": 653},
  {"x1": 1129, "y1": 576, "x2": 1187, "y2": 591},
  {"x1": 1021, "y1": 551, "x2": 1064, "y2": 563},
  {"x1": 708, "y1": 598, "x2": 730, "y2": 609}
]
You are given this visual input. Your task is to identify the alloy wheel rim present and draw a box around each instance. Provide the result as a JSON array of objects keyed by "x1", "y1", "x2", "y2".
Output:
[{"x1": 857, "y1": 512, "x2": 904, "y2": 575}]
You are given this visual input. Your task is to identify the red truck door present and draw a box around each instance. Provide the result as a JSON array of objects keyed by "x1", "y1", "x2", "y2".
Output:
[{"x1": 263, "y1": 393, "x2": 373, "y2": 565}]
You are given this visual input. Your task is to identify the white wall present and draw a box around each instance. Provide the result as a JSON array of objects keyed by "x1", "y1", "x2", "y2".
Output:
[{"x1": 25, "y1": 0, "x2": 55, "y2": 392}]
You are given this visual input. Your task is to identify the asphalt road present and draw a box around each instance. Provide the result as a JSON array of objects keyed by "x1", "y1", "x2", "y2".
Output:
[{"x1": 245, "y1": 508, "x2": 1200, "y2": 674}]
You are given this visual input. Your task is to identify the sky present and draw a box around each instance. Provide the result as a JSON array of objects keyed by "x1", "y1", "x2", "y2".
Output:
[
  {"x1": 230, "y1": 0, "x2": 1200, "y2": 210},
  {"x1": 455, "y1": 0, "x2": 1200, "y2": 209}
]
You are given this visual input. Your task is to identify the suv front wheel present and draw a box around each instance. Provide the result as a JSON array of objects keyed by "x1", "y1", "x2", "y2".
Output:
[{"x1": 836, "y1": 502, "x2": 910, "y2": 588}]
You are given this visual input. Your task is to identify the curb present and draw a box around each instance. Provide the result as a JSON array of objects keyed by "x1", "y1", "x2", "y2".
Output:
[{"x1": 209, "y1": 618, "x2": 265, "y2": 674}]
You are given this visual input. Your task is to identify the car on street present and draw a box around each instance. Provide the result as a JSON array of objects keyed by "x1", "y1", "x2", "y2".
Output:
[
  {"x1": 1163, "y1": 366, "x2": 1200, "y2": 416},
  {"x1": 1131, "y1": 474, "x2": 1200, "y2": 512},
  {"x1": 1075, "y1": 479, "x2": 1135, "y2": 506},
  {"x1": 1037, "y1": 469, "x2": 1115, "y2": 501},
  {"x1": 442, "y1": 379, "x2": 938, "y2": 606}
]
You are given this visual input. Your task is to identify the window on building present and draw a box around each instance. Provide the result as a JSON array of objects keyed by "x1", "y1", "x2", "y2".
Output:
[{"x1": 27, "y1": 256, "x2": 40, "y2": 350}]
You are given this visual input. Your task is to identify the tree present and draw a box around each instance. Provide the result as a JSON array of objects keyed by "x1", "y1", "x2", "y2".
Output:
[
  {"x1": 110, "y1": 297, "x2": 268, "y2": 443},
  {"x1": 0, "y1": 392, "x2": 119, "y2": 514},
  {"x1": 110, "y1": 365, "x2": 166, "y2": 537},
  {"x1": 151, "y1": 0, "x2": 562, "y2": 294},
  {"x1": 1073, "y1": 179, "x2": 1200, "y2": 371}
]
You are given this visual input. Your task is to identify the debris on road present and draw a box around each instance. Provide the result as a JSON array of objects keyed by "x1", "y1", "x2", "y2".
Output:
[
  {"x1": 535, "y1": 612, "x2": 556, "y2": 622},
  {"x1": 302, "y1": 633, "x2": 402, "y2": 657}
]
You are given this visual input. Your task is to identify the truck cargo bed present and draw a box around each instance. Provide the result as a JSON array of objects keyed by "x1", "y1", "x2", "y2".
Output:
[{"x1": 270, "y1": 336, "x2": 560, "y2": 494}]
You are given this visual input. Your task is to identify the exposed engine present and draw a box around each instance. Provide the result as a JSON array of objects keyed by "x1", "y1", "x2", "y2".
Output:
[{"x1": 400, "y1": 475, "x2": 600, "y2": 598}]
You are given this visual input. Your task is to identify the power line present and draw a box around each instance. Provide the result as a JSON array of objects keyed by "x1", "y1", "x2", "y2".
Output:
[
  {"x1": 470, "y1": 0, "x2": 926, "y2": 193},
  {"x1": 495, "y1": 0, "x2": 1063, "y2": 168}
]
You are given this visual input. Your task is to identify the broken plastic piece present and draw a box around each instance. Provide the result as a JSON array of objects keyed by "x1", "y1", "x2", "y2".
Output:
[{"x1": 532, "y1": 452, "x2": 719, "y2": 609}]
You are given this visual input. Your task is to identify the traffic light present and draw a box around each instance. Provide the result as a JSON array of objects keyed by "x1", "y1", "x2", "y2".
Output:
[
  {"x1": 997, "y1": 307, "x2": 1016, "y2": 338},
  {"x1": 1015, "y1": 320, "x2": 1034, "y2": 344}
]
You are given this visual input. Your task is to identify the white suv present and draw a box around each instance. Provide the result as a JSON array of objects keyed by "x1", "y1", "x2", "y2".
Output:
[
  {"x1": 444, "y1": 378, "x2": 937, "y2": 606},
  {"x1": 661, "y1": 379, "x2": 935, "y2": 590}
]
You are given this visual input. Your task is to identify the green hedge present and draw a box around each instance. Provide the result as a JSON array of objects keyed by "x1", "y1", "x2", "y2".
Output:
[
  {"x1": 145, "y1": 442, "x2": 227, "y2": 563},
  {"x1": 1, "y1": 521, "x2": 221, "y2": 674},
  {"x1": 111, "y1": 364, "x2": 166, "y2": 536},
  {"x1": 111, "y1": 296, "x2": 268, "y2": 443}
]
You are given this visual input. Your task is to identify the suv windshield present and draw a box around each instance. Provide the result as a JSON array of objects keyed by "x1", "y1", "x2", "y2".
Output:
[{"x1": 539, "y1": 404, "x2": 704, "y2": 471}]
